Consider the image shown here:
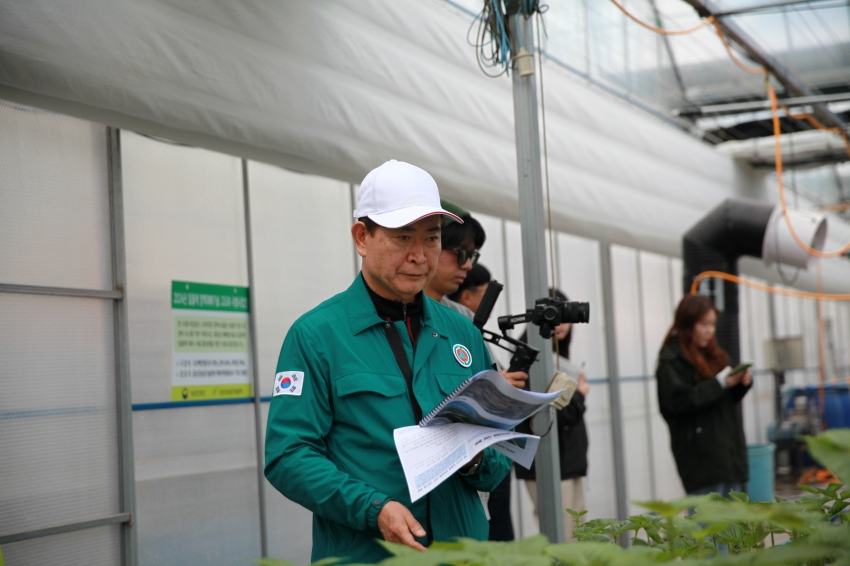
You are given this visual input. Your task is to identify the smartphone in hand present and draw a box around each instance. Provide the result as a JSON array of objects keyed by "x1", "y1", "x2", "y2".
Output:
[{"x1": 728, "y1": 362, "x2": 752, "y2": 377}]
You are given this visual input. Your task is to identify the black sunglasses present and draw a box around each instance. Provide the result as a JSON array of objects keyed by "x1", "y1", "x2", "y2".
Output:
[{"x1": 446, "y1": 248, "x2": 480, "y2": 266}]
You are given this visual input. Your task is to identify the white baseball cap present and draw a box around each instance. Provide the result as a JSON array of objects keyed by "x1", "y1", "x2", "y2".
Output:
[{"x1": 353, "y1": 160, "x2": 463, "y2": 228}]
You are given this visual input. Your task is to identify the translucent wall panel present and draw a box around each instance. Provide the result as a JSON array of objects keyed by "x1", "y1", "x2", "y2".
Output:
[
  {"x1": 248, "y1": 161, "x2": 354, "y2": 563},
  {"x1": 0, "y1": 294, "x2": 119, "y2": 534},
  {"x1": 647, "y1": 377, "x2": 686, "y2": 501},
  {"x1": 639, "y1": 252, "x2": 681, "y2": 500},
  {"x1": 122, "y1": 132, "x2": 259, "y2": 565},
  {"x1": 0, "y1": 102, "x2": 112, "y2": 290},
  {"x1": 133, "y1": 406, "x2": 261, "y2": 566},
  {"x1": 611, "y1": 246, "x2": 643, "y2": 378},
  {"x1": 610, "y1": 246, "x2": 652, "y2": 512},
  {"x1": 474, "y1": 212, "x2": 508, "y2": 317},
  {"x1": 503, "y1": 221, "x2": 528, "y2": 338},
  {"x1": 640, "y1": 250, "x2": 684, "y2": 501},
  {"x1": 260, "y1": 403, "x2": 313, "y2": 564},
  {"x1": 473, "y1": 213, "x2": 511, "y2": 368},
  {"x1": 247, "y1": 162, "x2": 355, "y2": 392},
  {"x1": 739, "y1": 282, "x2": 774, "y2": 444},
  {"x1": 583, "y1": 382, "x2": 617, "y2": 519},
  {"x1": 830, "y1": 302, "x2": 850, "y2": 375},
  {"x1": 556, "y1": 233, "x2": 606, "y2": 379},
  {"x1": 122, "y1": 131, "x2": 248, "y2": 404},
  {"x1": 1, "y1": 525, "x2": 121, "y2": 566},
  {"x1": 639, "y1": 252, "x2": 677, "y2": 367}
]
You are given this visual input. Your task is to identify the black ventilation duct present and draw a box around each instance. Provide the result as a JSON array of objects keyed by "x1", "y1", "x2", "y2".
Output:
[
  {"x1": 682, "y1": 199, "x2": 827, "y2": 365},
  {"x1": 683, "y1": 199, "x2": 774, "y2": 365}
]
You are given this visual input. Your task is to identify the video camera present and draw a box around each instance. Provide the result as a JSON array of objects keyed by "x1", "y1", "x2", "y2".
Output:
[
  {"x1": 497, "y1": 296, "x2": 590, "y2": 339},
  {"x1": 472, "y1": 280, "x2": 590, "y2": 373}
]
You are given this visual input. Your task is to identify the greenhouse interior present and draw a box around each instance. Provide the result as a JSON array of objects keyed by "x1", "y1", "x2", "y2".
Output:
[{"x1": 1, "y1": 0, "x2": 849, "y2": 565}]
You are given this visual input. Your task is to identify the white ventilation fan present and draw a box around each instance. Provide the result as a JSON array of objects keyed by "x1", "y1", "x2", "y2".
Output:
[{"x1": 761, "y1": 204, "x2": 828, "y2": 270}]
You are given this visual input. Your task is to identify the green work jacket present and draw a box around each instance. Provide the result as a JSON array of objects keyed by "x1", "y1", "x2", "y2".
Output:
[{"x1": 265, "y1": 274, "x2": 510, "y2": 564}]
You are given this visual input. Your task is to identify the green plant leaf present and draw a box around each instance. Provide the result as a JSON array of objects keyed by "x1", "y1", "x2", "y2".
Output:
[
  {"x1": 806, "y1": 429, "x2": 850, "y2": 485},
  {"x1": 635, "y1": 496, "x2": 709, "y2": 518},
  {"x1": 377, "y1": 548, "x2": 480, "y2": 566},
  {"x1": 547, "y1": 540, "x2": 627, "y2": 564},
  {"x1": 729, "y1": 491, "x2": 749, "y2": 504},
  {"x1": 566, "y1": 508, "x2": 589, "y2": 521},
  {"x1": 828, "y1": 500, "x2": 850, "y2": 516},
  {"x1": 377, "y1": 540, "x2": 420, "y2": 556}
]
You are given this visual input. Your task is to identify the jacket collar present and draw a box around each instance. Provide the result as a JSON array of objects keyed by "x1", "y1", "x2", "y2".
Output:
[{"x1": 346, "y1": 273, "x2": 447, "y2": 337}]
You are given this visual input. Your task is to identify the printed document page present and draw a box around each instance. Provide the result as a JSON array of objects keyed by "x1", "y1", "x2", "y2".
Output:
[
  {"x1": 423, "y1": 369, "x2": 562, "y2": 429},
  {"x1": 394, "y1": 423, "x2": 539, "y2": 502}
]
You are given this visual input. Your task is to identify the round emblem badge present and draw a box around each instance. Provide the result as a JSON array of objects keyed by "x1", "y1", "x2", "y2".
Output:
[
  {"x1": 281, "y1": 377, "x2": 292, "y2": 388},
  {"x1": 453, "y1": 344, "x2": 472, "y2": 368}
]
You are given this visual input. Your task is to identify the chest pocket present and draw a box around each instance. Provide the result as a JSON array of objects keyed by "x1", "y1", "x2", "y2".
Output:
[
  {"x1": 334, "y1": 372, "x2": 412, "y2": 428},
  {"x1": 435, "y1": 372, "x2": 472, "y2": 397},
  {"x1": 335, "y1": 373, "x2": 407, "y2": 398}
]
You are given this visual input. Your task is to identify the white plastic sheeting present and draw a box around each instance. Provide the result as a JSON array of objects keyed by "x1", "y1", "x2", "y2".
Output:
[{"x1": 2, "y1": 0, "x2": 849, "y2": 291}]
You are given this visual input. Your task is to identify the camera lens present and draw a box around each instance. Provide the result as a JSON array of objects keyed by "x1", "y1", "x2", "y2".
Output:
[
  {"x1": 561, "y1": 302, "x2": 590, "y2": 324},
  {"x1": 541, "y1": 304, "x2": 560, "y2": 324}
]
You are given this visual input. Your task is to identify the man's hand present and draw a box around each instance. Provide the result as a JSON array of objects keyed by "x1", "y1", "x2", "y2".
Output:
[
  {"x1": 577, "y1": 372, "x2": 590, "y2": 397},
  {"x1": 377, "y1": 501, "x2": 427, "y2": 551},
  {"x1": 741, "y1": 369, "x2": 753, "y2": 387},
  {"x1": 459, "y1": 451, "x2": 483, "y2": 474},
  {"x1": 500, "y1": 369, "x2": 529, "y2": 388}
]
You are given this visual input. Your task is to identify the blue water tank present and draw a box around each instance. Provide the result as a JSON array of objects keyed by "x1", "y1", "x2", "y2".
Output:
[{"x1": 747, "y1": 443, "x2": 776, "y2": 502}]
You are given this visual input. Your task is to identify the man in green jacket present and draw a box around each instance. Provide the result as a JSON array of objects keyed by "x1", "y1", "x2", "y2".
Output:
[{"x1": 265, "y1": 160, "x2": 511, "y2": 564}]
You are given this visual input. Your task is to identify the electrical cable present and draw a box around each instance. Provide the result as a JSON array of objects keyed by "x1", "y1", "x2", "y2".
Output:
[
  {"x1": 471, "y1": 0, "x2": 546, "y2": 77},
  {"x1": 611, "y1": 0, "x2": 850, "y2": 259},
  {"x1": 526, "y1": 10, "x2": 558, "y2": 439},
  {"x1": 609, "y1": 0, "x2": 716, "y2": 35},
  {"x1": 710, "y1": 20, "x2": 768, "y2": 76},
  {"x1": 689, "y1": 270, "x2": 850, "y2": 300},
  {"x1": 769, "y1": 84, "x2": 850, "y2": 258},
  {"x1": 535, "y1": 12, "x2": 560, "y2": 374}
]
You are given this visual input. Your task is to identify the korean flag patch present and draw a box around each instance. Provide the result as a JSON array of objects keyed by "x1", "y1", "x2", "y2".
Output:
[{"x1": 274, "y1": 371, "x2": 304, "y2": 397}]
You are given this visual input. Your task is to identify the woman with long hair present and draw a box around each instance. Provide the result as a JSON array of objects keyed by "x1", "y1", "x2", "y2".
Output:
[{"x1": 657, "y1": 294, "x2": 753, "y2": 497}]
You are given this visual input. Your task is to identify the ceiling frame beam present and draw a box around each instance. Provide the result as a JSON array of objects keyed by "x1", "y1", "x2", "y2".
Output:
[{"x1": 682, "y1": 0, "x2": 847, "y2": 132}]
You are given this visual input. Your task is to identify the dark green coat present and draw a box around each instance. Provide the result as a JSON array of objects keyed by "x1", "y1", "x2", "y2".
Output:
[
  {"x1": 656, "y1": 339, "x2": 751, "y2": 493},
  {"x1": 265, "y1": 274, "x2": 509, "y2": 564}
]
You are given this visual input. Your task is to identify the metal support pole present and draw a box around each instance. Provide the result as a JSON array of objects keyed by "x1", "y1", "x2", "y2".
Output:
[
  {"x1": 107, "y1": 127, "x2": 138, "y2": 566},
  {"x1": 767, "y1": 292, "x2": 785, "y2": 422},
  {"x1": 349, "y1": 183, "x2": 361, "y2": 279},
  {"x1": 507, "y1": 12, "x2": 563, "y2": 544},
  {"x1": 599, "y1": 244, "x2": 629, "y2": 542},
  {"x1": 242, "y1": 159, "x2": 269, "y2": 557},
  {"x1": 634, "y1": 253, "x2": 657, "y2": 501}
]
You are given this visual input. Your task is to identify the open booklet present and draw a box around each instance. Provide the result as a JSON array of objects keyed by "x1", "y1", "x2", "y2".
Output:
[{"x1": 394, "y1": 369, "x2": 562, "y2": 502}]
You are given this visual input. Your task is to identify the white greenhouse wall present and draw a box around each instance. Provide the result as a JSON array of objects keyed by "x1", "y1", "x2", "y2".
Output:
[{"x1": 2, "y1": 101, "x2": 850, "y2": 564}]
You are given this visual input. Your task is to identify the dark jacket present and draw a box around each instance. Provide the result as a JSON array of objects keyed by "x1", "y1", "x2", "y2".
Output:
[
  {"x1": 514, "y1": 388, "x2": 588, "y2": 481},
  {"x1": 656, "y1": 339, "x2": 751, "y2": 493}
]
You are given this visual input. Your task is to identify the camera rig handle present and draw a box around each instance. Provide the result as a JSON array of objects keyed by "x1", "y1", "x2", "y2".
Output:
[
  {"x1": 481, "y1": 329, "x2": 540, "y2": 374},
  {"x1": 473, "y1": 279, "x2": 541, "y2": 373}
]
